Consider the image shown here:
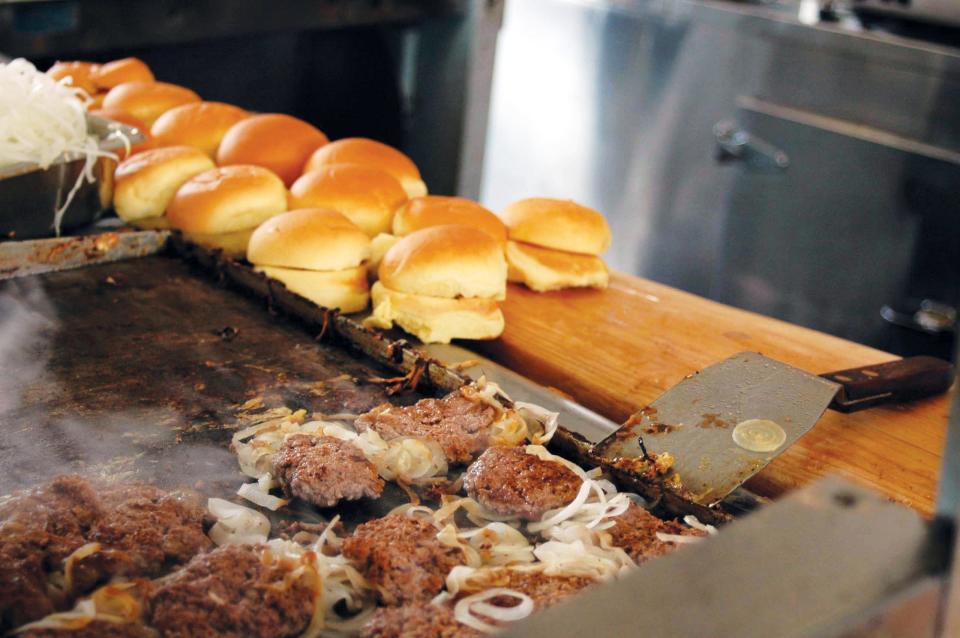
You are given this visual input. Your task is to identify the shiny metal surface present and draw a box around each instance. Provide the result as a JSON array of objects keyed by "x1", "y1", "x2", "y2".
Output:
[{"x1": 481, "y1": 0, "x2": 960, "y2": 353}]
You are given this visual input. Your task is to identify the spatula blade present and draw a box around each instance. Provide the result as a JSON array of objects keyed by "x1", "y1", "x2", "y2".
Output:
[{"x1": 595, "y1": 352, "x2": 839, "y2": 505}]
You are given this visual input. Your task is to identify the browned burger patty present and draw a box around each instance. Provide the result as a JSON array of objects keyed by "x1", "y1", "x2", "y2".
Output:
[
  {"x1": 341, "y1": 514, "x2": 464, "y2": 605},
  {"x1": 360, "y1": 602, "x2": 480, "y2": 638},
  {"x1": 605, "y1": 502, "x2": 706, "y2": 564},
  {"x1": 149, "y1": 544, "x2": 317, "y2": 638},
  {"x1": 463, "y1": 447, "x2": 582, "y2": 520},
  {"x1": 459, "y1": 568, "x2": 596, "y2": 609},
  {"x1": 19, "y1": 621, "x2": 157, "y2": 638},
  {"x1": 354, "y1": 387, "x2": 498, "y2": 464},
  {"x1": 272, "y1": 434, "x2": 384, "y2": 508}
]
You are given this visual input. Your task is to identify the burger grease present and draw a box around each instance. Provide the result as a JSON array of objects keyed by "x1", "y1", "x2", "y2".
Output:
[
  {"x1": 166, "y1": 164, "x2": 287, "y2": 257},
  {"x1": 247, "y1": 209, "x2": 371, "y2": 313},
  {"x1": 367, "y1": 225, "x2": 507, "y2": 344},
  {"x1": 112, "y1": 146, "x2": 215, "y2": 229},
  {"x1": 499, "y1": 198, "x2": 611, "y2": 292},
  {"x1": 304, "y1": 137, "x2": 427, "y2": 199}
]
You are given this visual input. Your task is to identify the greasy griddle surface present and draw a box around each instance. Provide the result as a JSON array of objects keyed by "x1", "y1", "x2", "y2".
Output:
[{"x1": 0, "y1": 254, "x2": 429, "y2": 522}]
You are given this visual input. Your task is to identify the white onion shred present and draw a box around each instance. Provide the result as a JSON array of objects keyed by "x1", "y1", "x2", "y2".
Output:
[
  {"x1": 453, "y1": 588, "x2": 534, "y2": 634},
  {"x1": 207, "y1": 498, "x2": 270, "y2": 545},
  {"x1": 0, "y1": 58, "x2": 118, "y2": 234},
  {"x1": 237, "y1": 482, "x2": 289, "y2": 511},
  {"x1": 683, "y1": 514, "x2": 719, "y2": 536},
  {"x1": 514, "y1": 401, "x2": 560, "y2": 445},
  {"x1": 655, "y1": 532, "x2": 706, "y2": 545}
]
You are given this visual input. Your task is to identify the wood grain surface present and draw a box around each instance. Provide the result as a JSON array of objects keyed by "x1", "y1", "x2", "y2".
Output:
[{"x1": 474, "y1": 273, "x2": 952, "y2": 516}]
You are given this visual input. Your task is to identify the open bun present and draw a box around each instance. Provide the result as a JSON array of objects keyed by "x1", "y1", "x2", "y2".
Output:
[
  {"x1": 505, "y1": 240, "x2": 609, "y2": 292},
  {"x1": 392, "y1": 196, "x2": 506, "y2": 244},
  {"x1": 113, "y1": 146, "x2": 215, "y2": 225},
  {"x1": 255, "y1": 265, "x2": 369, "y2": 313},
  {"x1": 247, "y1": 208, "x2": 370, "y2": 272},
  {"x1": 166, "y1": 164, "x2": 286, "y2": 235},
  {"x1": 304, "y1": 138, "x2": 426, "y2": 199},
  {"x1": 151, "y1": 102, "x2": 249, "y2": 158},
  {"x1": 378, "y1": 225, "x2": 506, "y2": 300},
  {"x1": 288, "y1": 164, "x2": 407, "y2": 237},
  {"x1": 367, "y1": 281, "x2": 504, "y2": 344},
  {"x1": 102, "y1": 81, "x2": 200, "y2": 127},
  {"x1": 499, "y1": 198, "x2": 611, "y2": 255},
  {"x1": 216, "y1": 114, "x2": 328, "y2": 187},
  {"x1": 92, "y1": 57, "x2": 154, "y2": 90}
]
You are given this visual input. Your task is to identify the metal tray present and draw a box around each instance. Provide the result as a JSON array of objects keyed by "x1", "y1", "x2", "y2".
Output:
[{"x1": 0, "y1": 114, "x2": 144, "y2": 241}]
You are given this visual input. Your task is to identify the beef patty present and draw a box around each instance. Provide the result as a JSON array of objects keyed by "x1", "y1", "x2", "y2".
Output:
[
  {"x1": 360, "y1": 602, "x2": 479, "y2": 638},
  {"x1": 272, "y1": 434, "x2": 384, "y2": 508},
  {"x1": 456, "y1": 568, "x2": 595, "y2": 609},
  {"x1": 149, "y1": 543, "x2": 318, "y2": 638},
  {"x1": 463, "y1": 447, "x2": 582, "y2": 520},
  {"x1": 354, "y1": 387, "x2": 498, "y2": 464},
  {"x1": 605, "y1": 502, "x2": 706, "y2": 564},
  {"x1": 341, "y1": 514, "x2": 464, "y2": 605}
]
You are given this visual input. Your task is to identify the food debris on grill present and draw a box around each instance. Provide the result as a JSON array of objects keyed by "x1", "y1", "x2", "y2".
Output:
[
  {"x1": 272, "y1": 433, "x2": 384, "y2": 508},
  {"x1": 463, "y1": 446, "x2": 581, "y2": 520}
]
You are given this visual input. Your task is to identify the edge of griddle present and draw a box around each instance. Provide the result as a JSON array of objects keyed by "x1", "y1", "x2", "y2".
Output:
[{"x1": 167, "y1": 234, "x2": 732, "y2": 526}]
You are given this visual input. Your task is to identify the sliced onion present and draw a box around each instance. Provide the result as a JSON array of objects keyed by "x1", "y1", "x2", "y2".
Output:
[
  {"x1": 514, "y1": 401, "x2": 560, "y2": 445},
  {"x1": 12, "y1": 599, "x2": 97, "y2": 633},
  {"x1": 237, "y1": 482, "x2": 288, "y2": 511},
  {"x1": 656, "y1": 532, "x2": 705, "y2": 545},
  {"x1": 208, "y1": 497, "x2": 271, "y2": 545},
  {"x1": 683, "y1": 515, "x2": 719, "y2": 536},
  {"x1": 527, "y1": 479, "x2": 591, "y2": 533},
  {"x1": 454, "y1": 588, "x2": 534, "y2": 633}
]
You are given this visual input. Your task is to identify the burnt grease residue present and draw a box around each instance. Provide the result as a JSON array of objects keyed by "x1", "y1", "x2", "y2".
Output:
[
  {"x1": 697, "y1": 413, "x2": 730, "y2": 429},
  {"x1": 642, "y1": 422, "x2": 678, "y2": 435}
]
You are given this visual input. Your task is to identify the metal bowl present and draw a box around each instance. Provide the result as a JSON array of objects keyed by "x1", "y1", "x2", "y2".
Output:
[{"x1": 0, "y1": 114, "x2": 145, "y2": 240}]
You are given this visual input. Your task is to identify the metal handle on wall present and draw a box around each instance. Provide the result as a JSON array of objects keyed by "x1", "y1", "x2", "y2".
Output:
[{"x1": 714, "y1": 120, "x2": 790, "y2": 172}]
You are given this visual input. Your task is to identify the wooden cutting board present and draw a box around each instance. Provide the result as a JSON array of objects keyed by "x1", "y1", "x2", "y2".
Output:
[{"x1": 474, "y1": 273, "x2": 952, "y2": 516}]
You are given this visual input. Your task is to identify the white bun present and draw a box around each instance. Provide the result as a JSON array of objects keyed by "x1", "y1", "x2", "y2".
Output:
[
  {"x1": 505, "y1": 240, "x2": 609, "y2": 292},
  {"x1": 288, "y1": 164, "x2": 407, "y2": 237},
  {"x1": 500, "y1": 197, "x2": 611, "y2": 255},
  {"x1": 368, "y1": 232, "x2": 400, "y2": 281},
  {"x1": 379, "y1": 225, "x2": 506, "y2": 300},
  {"x1": 167, "y1": 165, "x2": 287, "y2": 234},
  {"x1": 304, "y1": 138, "x2": 427, "y2": 199},
  {"x1": 367, "y1": 281, "x2": 504, "y2": 344},
  {"x1": 392, "y1": 196, "x2": 506, "y2": 244},
  {"x1": 113, "y1": 146, "x2": 215, "y2": 222},
  {"x1": 256, "y1": 265, "x2": 369, "y2": 313},
  {"x1": 247, "y1": 208, "x2": 370, "y2": 271}
]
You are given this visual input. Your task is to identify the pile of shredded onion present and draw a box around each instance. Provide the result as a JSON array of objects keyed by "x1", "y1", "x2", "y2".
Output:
[
  {"x1": 0, "y1": 58, "x2": 120, "y2": 234},
  {"x1": 207, "y1": 498, "x2": 271, "y2": 546}
]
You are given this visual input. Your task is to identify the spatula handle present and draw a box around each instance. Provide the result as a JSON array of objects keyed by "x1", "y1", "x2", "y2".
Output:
[{"x1": 821, "y1": 356, "x2": 954, "y2": 412}]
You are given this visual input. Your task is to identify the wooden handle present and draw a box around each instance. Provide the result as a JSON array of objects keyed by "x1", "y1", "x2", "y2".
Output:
[{"x1": 821, "y1": 356, "x2": 954, "y2": 412}]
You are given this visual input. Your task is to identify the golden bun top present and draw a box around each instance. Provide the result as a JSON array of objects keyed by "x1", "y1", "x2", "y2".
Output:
[
  {"x1": 151, "y1": 101, "x2": 249, "y2": 158},
  {"x1": 47, "y1": 61, "x2": 99, "y2": 95},
  {"x1": 216, "y1": 114, "x2": 329, "y2": 187},
  {"x1": 379, "y1": 225, "x2": 506, "y2": 300},
  {"x1": 304, "y1": 138, "x2": 426, "y2": 198},
  {"x1": 499, "y1": 197, "x2": 611, "y2": 256},
  {"x1": 114, "y1": 145, "x2": 213, "y2": 185},
  {"x1": 113, "y1": 146, "x2": 215, "y2": 222},
  {"x1": 92, "y1": 57, "x2": 154, "y2": 90},
  {"x1": 393, "y1": 196, "x2": 507, "y2": 244},
  {"x1": 288, "y1": 164, "x2": 407, "y2": 237},
  {"x1": 248, "y1": 208, "x2": 371, "y2": 272},
  {"x1": 102, "y1": 81, "x2": 200, "y2": 127},
  {"x1": 167, "y1": 164, "x2": 287, "y2": 234}
]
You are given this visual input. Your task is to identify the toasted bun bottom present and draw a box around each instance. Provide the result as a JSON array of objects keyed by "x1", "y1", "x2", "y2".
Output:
[
  {"x1": 182, "y1": 228, "x2": 254, "y2": 258},
  {"x1": 368, "y1": 233, "x2": 400, "y2": 281},
  {"x1": 366, "y1": 281, "x2": 504, "y2": 344},
  {"x1": 128, "y1": 216, "x2": 170, "y2": 230},
  {"x1": 506, "y1": 240, "x2": 609, "y2": 292},
  {"x1": 256, "y1": 265, "x2": 370, "y2": 314}
]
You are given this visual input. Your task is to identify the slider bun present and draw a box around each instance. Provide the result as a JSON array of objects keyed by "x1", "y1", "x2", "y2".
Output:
[
  {"x1": 47, "y1": 61, "x2": 99, "y2": 95},
  {"x1": 367, "y1": 281, "x2": 504, "y2": 344},
  {"x1": 288, "y1": 164, "x2": 407, "y2": 237},
  {"x1": 113, "y1": 146, "x2": 215, "y2": 223},
  {"x1": 304, "y1": 138, "x2": 426, "y2": 199},
  {"x1": 500, "y1": 197, "x2": 611, "y2": 255},
  {"x1": 379, "y1": 225, "x2": 506, "y2": 300},
  {"x1": 247, "y1": 208, "x2": 370, "y2": 271},
  {"x1": 256, "y1": 265, "x2": 369, "y2": 314},
  {"x1": 152, "y1": 102, "x2": 249, "y2": 158},
  {"x1": 102, "y1": 81, "x2": 200, "y2": 127},
  {"x1": 506, "y1": 240, "x2": 609, "y2": 292},
  {"x1": 90, "y1": 108, "x2": 154, "y2": 158},
  {"x1": 182, "y1": 228, "x2": 256, "y2": 259},
  {"x1": 393, "y1": 196, "x2": 506, "y2": 244},
  {"x1": 92, "y1": 57, "x2": 154, "y2": 90},
  {"x1": 216, "y1": 114, "x2": 329, "y2": 187},
  {"x1": 167, "y1": 165, "x2": 286, "y2": 234},
  {"x1": 368, "y1": 232, "x2": 400, "y2": 279}
]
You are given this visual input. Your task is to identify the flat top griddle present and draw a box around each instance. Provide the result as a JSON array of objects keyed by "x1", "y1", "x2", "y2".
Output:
[{"x1": 0, "y1": 252, "x2": 431, "y2": 526}]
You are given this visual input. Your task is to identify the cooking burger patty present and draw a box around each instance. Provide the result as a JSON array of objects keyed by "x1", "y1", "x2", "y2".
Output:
[
  {"x1": 360, "y1": 602, "x2": 479, "y2": 638},
  {"x1": 458, "y1": 568, "x2": 596, "y2": 609},
  {"x1": 20, "y1": 621, "x2": 157, "y2": 638},
  {"x1": 463, "y1": 446, "x2": 582, "y2": 520},
  {"x1": 605, "y1": 502, "x2": 705, "y2": 563},
  {"x1": 354, "y1": 387, "x2": 498, "y2": 464},
  {"x1": 272, "y1": 434, "x2": 384, "y2": 508},
  {"x1": 149, "y1": 544, "x2": 317, "y2": 638},
  {"x1": 341, "y1": 514, "x2": 464, "y2": 606}
]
